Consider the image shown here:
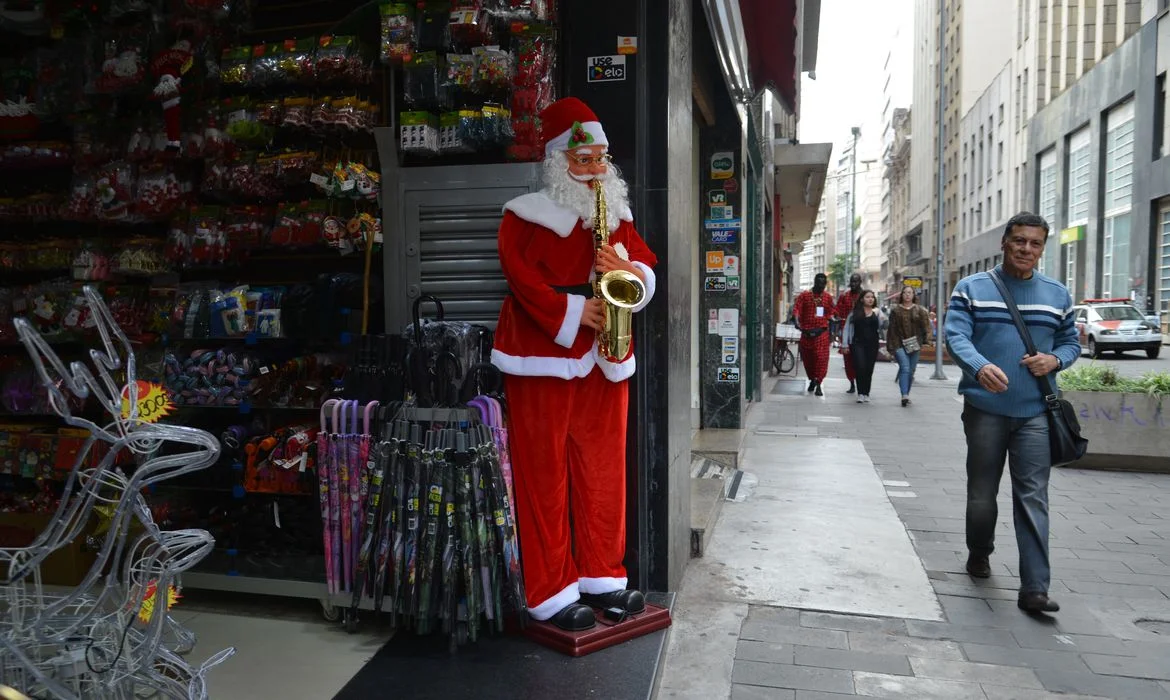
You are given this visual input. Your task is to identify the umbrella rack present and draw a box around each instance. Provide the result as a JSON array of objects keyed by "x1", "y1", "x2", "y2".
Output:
[{"x1": 317, "y1": 399, "x2": 525, "y2": 647}]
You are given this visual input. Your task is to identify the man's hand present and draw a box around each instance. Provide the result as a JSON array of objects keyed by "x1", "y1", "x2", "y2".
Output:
[
  {"x1": 595, "y1": 245, "x2": 643, "y2": 281},
  {"x1": 581, "y1": 297, "x2": 606, "y2": 331},
  {"x1": 1021, "y1": 353, "x2": 1060, "y2": 377},
  {"x1": 976, "y1": 363, "x2": 1010, "y2": 393}
]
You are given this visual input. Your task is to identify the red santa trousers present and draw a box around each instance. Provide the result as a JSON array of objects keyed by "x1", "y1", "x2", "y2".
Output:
[
  {"x1": 503, "y1": 366, "x2": 628, "y2": 620},
  {"x1": 799, "y1": 331, "x2": 831, "y2": 383}
]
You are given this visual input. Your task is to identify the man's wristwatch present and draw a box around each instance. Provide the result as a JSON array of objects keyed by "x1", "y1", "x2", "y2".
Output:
[{"x1": 1054, "y1": 356, "x2": 1063, "y2": 371}]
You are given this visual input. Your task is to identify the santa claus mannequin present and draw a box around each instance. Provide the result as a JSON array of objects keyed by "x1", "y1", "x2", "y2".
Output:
[{"x1": 492, "y1": 97, "x2": 658, "y2": 632}]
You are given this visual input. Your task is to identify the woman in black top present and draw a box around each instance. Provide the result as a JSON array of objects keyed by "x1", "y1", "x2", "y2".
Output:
[{"x1": 842, "y1": 290, "x2": 885, "y2": 403}]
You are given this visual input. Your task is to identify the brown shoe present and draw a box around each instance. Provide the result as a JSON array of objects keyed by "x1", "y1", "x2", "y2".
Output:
[
  {"x1": 1018, "y1": 592, "x2": 1060, "y2": 613},
  {"x1": 965, "y1": 554, "x2": 991, "y2": 579}
]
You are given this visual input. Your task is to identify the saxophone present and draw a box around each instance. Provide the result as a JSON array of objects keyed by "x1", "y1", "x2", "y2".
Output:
[{"x1": 592, "y1": 180, "x2": 647, "y2": 362}]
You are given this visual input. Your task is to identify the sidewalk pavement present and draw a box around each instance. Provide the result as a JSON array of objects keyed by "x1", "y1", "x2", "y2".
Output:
[{"x1": 657, "y1": 360, "x2": 1170, "y2": 700}]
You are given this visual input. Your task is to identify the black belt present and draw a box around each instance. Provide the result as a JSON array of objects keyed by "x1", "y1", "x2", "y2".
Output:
[{"x1": 552, "y1": 284, "x2": 595, "y2": 299}]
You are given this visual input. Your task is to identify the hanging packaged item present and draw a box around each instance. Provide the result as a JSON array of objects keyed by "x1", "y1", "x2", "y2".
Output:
[
  {"x1": 449, "y1": 6, "x2": 494, "y2": 49},
  {"x1": 219, "y1": 46, "x2": 252, "y2": 86},
  {"x1": 135, "y1": 164, "x2": 187, "y2": 221},
  {"x1": 403, "y1": 52, "x2": 445, "y2": 111},
  {"x1": 380, "y1": 3, "x2": 416, "y2": 64},
  {"x1": 472, "y1": 45, "x2": 513, "y2": 92},
  {"x1": 94, "y1": 31, "x2": 147, "y2": 93},
  {"x1": 400, "y1": 111, "x2": 439, "y2": 155},
  {"x1": 415, "y1": 2, "x2": 451, "y2": 52},
  {"x1": 315, "y1": 36, "x2": 367, "y2": 86},
  {"x1": 95, "y1": 161, "x2": 135, "y2": 221}
]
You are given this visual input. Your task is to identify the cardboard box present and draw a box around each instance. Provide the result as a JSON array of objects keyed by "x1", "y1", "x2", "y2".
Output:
[{"x1": 0, "y1": 512, "x2": 96, "y2": 587}]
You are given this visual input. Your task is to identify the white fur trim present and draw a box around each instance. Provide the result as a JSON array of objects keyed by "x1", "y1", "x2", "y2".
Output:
[
  {"x1": 492, "y1": 348, "x2": 595, "y2": 379},
  {"x1": 503, "y1": 192, "x2": 579, "y2": 237},
  {"x1": 528, "y1": 581, "x2": 581, "y2": 621},
  {"x1": 593, "y1": 345, "x2": 636, "y2": 382},
  {"x1": 545, "y1": 120, "x2": 608, "y2": 159},
  {"x1": 578, "y1": 576, "x2": 628, "y2": 595},
  {"x1": 555, "y1": 294, "x2": 586, "y2": 348},
  {"x1": 630, "y1": 262, "x2": 655, "y2": 313}
]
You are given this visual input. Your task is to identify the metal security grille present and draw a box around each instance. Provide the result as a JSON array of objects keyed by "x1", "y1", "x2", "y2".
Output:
[
  {"x1": 382, "y1": 162, "x2": 540, "y2": 332},
  {"x1": 410, "y1": 195, "x2": 518, "y2": 328}
]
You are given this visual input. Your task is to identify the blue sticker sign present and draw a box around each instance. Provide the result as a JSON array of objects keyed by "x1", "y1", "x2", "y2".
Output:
[
  {"x1": 704, "y1": 218, "x2": 742, "y2": 230},
  {"x1": 711, "y1": 229, "x2": 738, "y2": 244}
]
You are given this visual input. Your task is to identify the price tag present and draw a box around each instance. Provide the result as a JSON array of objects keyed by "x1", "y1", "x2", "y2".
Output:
[{"x1": 309, "y1": 173, "x2": 329, "y2": 187}]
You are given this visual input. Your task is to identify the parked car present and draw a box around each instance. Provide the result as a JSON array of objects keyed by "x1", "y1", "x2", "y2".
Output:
[{"x1": 1073, "y1": 298, "x2": 1162, "y2": 359}]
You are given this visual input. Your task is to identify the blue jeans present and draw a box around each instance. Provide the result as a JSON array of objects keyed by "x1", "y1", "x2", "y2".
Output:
[
  {"x1": 962, "y1": 402, "x2": 1052, "y2": 594},
  {"x1": 894, "y1": 348, "x2": 919, "y2": 396}
]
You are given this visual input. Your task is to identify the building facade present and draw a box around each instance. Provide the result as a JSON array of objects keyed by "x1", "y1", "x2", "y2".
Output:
[
  {"x1": 884, "y1": 108, "x2": 913, "y2": 293},
  {"x1": 1027, "y1": 6, "x2": 1170, "y2": 326}
]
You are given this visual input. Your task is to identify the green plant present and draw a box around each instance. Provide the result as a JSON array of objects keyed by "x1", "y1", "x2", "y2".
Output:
[
  {"x1": 827, "y1": 253, "x2": 851, "y2": 290},
  {"x1": 1058, "y1": 363, "x2": 1170, "y2": 399}
]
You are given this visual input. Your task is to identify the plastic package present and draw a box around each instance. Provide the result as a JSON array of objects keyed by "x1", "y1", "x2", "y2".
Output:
[
  {"x1": 473, "y1": 45, "x2": 514, "y2": 91},
  {"x1": 415, "y1": 2, "x2": 450, "y2": 51},
  {"x1": 315, "y1": 36, "x2": 366, "y2": 85},
  {"x1": 95, "y1": 161, "x2": 135, "y2": 221},
  {"x1": 95, "y1": 33, "x2": 147, "y2": 93},
  {"x1": 404, "y1": 52, "x2": 444, "y2": 110},
  {"x1": 114, "y1": 238, "x2": 168, "y2": 276},
  {"x1": 400, "y1": 111, "x2": 439, "y2": 155},
  {"x1": 135, "y1": 165, "x2": 186, "y2": 220},
  {"x1": 219, "y1": 46, "x2": 251, "y2": 86},
  {"x1": 380, "y1": 3, "x2": 416, "y2": 64}
]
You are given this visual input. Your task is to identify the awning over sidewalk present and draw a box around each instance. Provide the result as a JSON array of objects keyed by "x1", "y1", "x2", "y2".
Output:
[{"x1": 773, "y1": 142, "x2": 832, "y2": 246}]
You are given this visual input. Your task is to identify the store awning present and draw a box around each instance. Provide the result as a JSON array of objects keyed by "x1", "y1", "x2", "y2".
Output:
[
  {"x1": 737, "y1": 0, "x2": 803, "y2": 110},
  {"x1": 773, "y1": 142, "x2": 832, "y2": 246}
]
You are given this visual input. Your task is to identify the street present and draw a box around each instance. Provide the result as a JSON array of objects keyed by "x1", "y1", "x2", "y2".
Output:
[
  {"x1": 1074, "y1": 348, "x2": 1170, "y2": 379},
  {"x1": 658, "y1": 358, "x2": 1170, "y2": 700}
]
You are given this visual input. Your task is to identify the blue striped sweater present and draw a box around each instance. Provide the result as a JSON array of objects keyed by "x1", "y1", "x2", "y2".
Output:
[{"x1": 944, "y1": 267, "x2": 1081, "y2": 418}]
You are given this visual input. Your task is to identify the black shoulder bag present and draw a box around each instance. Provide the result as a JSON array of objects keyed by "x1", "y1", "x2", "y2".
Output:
[{"x1": 987, "y1": 270, "x2": 1088, "y2": 467}]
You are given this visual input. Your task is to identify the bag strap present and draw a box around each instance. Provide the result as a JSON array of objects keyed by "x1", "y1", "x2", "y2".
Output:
[{"x1": 987, "y1": 269, "x2": 1059, "y2": 402}]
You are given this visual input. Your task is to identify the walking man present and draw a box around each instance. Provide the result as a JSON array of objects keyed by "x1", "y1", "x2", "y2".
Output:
[
  {"x1": 944, "y1": 212, "x2": 1080, "y2": 614},
  {"x1": 793, "y1": 272, "x2": 835, "y2": 396},
  {"x1": 835, "y1": 273, "x2": 863, "y2": 394}
]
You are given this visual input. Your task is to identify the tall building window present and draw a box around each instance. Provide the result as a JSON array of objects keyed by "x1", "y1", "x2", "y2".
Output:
[
  {"x1": 998, "y1": 142, "x2": 1004, "y2": 173},
  {"x1": 1160, "y1": 209, "x2": 1170, "y2": 322},
  {"x1": 1066, "y1": 128, "x2": 1092, "y2": 295},
  {"x1": 1037, "y1": 149, "x2": 1057, "y2": 275},
  {"x1": 1103, "y1": 100, "x2": 1135, "y2": 298}
]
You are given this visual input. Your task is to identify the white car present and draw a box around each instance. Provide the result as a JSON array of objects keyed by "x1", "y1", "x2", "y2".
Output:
[{"x1": 1073, "y1": 299, "x2": 1162, "y2": 359}]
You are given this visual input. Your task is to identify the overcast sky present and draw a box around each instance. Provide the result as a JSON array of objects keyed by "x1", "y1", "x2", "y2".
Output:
[{"x1": 799, "y1": 0, "x2": 914, "y2": 156}]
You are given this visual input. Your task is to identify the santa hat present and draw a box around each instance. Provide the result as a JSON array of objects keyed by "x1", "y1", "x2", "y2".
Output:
[{"x1": 540, "y1": 97, "x2": 609, "y2": 159}]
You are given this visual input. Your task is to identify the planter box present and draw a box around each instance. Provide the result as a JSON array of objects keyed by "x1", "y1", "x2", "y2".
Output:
[{"x1": 1062, "y1": 390, "x2": 1170, "y2": 472}]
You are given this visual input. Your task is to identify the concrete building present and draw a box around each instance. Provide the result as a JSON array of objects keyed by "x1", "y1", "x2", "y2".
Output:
[
  {"x1": 954, "y1": 0, "x2": 1145, "y2": 280},
  {"x1": 1027, "y1": 4, "x2": 1170, "y2": 326},
  {"x1": 880, "y1": 20, "x2": 913, "y2": 298},
  {"x1": 884, "y1": 108, "x2": 913, "y2": 294},
  {"x1": 859, "y1": 161, "x2": 885, "y2": 293}
]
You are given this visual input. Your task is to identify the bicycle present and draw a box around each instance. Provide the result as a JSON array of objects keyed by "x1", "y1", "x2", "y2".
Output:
[{"x1": 773, "y1": 323, "x2": 801, "y2": 374}]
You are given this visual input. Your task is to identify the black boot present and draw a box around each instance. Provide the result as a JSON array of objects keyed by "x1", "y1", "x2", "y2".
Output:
[
  {"x1": 548, "y1": 603, "x2": 597, "y2": 631},
  {"x1": 846, "y1": 381, "x2": 855, "y2": 394},
  {"x1": 580, "y1": 589, "x2": 646, "y2": 614},
  {"x1": 807, "y1": 379, "x2": 816, "y2": 393},
  {"x1": 814, "y1": 382, "x2": 824, "y2": 397}
]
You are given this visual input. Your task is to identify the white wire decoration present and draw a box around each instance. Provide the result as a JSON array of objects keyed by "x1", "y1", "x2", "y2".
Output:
[{"x1": 1, "y1": 286, "x2": 235, "y2": 699}]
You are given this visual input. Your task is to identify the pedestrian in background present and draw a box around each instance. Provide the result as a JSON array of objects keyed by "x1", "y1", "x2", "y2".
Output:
[
  {"x1": 793, "y1": 273, "x2": 835, "y2": 396},
  {"x1": 841, "y1": 289, "x2": 884, "y2": 403},
  {"x1": 835, "y1": 273, "x2": 863, "y2": 394},
  {"x1": 886, "y1": 285, "x2": 931, "y2": 407},
  {"x1": 944, "y1": 212, "x2": 1081, "y2": 615}
]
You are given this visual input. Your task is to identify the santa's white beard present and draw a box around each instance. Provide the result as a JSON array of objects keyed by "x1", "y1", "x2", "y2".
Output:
[{"x1": 541, "y1": 150, "x2": 630, "y2": 230}]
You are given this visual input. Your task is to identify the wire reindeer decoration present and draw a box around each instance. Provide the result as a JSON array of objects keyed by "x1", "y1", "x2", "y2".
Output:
[{"x1": 0, "y1": 286, "x2": 235, "y2": 699}]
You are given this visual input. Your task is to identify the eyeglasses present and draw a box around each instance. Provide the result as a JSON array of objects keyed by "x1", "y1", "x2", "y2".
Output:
[{"x1": 567, "y1": 153, "x2": 612, "y2": 166}]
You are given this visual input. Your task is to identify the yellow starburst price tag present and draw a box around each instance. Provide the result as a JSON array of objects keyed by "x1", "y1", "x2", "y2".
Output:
[
  {"x1": 138, "y1": 581, "x2": 181, "y2": 624},
  {"x1": 121, "y1": 381, "x2": 174, "y2": 424}
]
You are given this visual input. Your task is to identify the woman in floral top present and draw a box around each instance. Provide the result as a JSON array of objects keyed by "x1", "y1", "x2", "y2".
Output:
[{"x1": 886, "y1": 285, "x2": 933, "y2": 407}]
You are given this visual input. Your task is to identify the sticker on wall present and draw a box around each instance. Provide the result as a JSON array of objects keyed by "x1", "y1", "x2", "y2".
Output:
[
  {"x1": 704, "y1": 276, "x2": 728, "y2": 292},
  {"x1": 710, "y1": 229, "x2": 737, "y2": 244},
  {"x1": 717, "y1": 308, "x2": 739, "y2": 336},
  {"x1": 587, "y1": 55, "x2": 627, "y2": 82},
  {"x1": 723, "y1": 178, "x2": 739, "y2": 193},
  {"x1": 709, "y1": 205, "x2": 734, "y2": 221},
  {"x1": 704, "y1": 218, "x2": 742, "y2": 230},
  {"x1": 726, "y1": 276, "x2": 741, "y2": 291},
  {"x1": 709, "y1": 190, "x2": 727, "y2": 206},
  {"x1": 717, "y1": 366, "x2": 741, "y2": 383},
  {"x1": 721, "y1": 336, "x2": 739, "y2": 364},
  {"x1": 707, "y1": 319, "x2": 719, "y2": 334},
  {"x1": 708, "y1": 308, "x2": 717, "y2": 320},
  {"x1": 617, "y1": 36, "x2": 638, "y2": 55},
  {"x1": 710, "y1": 151, "x2": 735, "y2": 180},
  {"x1": 722, "y1": 255, "x2": 740, "y2": 275},
  {"x1": 705, "y1": 251, "x2": 724, "y2": 272}
]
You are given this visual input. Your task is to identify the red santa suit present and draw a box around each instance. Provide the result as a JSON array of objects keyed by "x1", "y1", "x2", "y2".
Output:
[
  {"x1": 492, "y1": 100, "x2": 657, "y2": 622},
  {"x1": 835, "y1": 289, "x2": 860, "y2": 381}
]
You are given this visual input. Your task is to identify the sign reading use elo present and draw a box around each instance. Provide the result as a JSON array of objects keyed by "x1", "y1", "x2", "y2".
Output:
[{"x1": 587, "y1": 55, "x2": 627, "y2": 82}]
